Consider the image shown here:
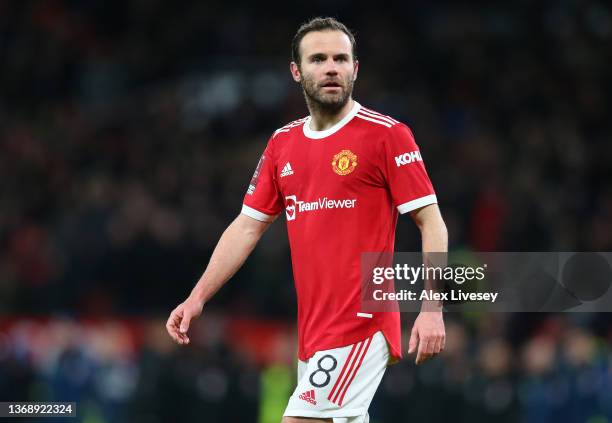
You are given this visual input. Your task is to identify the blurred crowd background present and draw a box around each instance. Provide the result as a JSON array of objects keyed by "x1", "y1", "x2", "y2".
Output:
[{"x1": 1, "y1": 0, "x2": 611, "y2": 422}]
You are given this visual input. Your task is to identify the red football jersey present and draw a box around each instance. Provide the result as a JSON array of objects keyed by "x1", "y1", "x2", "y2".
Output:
[{"x1": 242, "y1": 101, "x2": 437, "y2": 361}]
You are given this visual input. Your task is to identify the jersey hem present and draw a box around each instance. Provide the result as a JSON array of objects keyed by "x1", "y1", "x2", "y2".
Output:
[
  {"x1": 299, "y1": 325, "x2": 402, "y2": 363},
  {"x1": 241, "y1": 204, "x2": 278, "y2": 222},
  {"x1": 397, "y1": 194, "x2": 437, "y2": 214},
  {"x1": 380, "y1": 328, "x2": 403, "y2": 363},
  {"x1": 283, "y1": 408, "x2": 365, "y2": 418}
]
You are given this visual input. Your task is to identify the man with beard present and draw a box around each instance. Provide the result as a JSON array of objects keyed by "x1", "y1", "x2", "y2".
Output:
[{"x1": 166, "y1": 17, "x2": 448, "y2": 423}]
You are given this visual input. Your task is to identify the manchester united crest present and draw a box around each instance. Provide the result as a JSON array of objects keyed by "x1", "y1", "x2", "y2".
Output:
[{"x1": 332, "y1": 150, "x2": 358, "y2": 175}]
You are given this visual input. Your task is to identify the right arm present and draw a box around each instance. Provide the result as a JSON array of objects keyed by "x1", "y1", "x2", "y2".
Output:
[{"x1": 166, "y1": 213, "x2": 275, "y2": 345}]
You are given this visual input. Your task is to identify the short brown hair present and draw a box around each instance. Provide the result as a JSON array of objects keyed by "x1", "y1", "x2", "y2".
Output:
[{"x1": 291, "y1": 17, "x2": 357, "y2": 65}]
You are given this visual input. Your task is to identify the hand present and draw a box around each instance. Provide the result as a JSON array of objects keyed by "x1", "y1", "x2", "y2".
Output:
[
  {"x1": 408, "y1": 311, "x2": 445, "y2": 365},
  {"x1": 166, "y1": 297, "x2": 204, "y2": 345}
]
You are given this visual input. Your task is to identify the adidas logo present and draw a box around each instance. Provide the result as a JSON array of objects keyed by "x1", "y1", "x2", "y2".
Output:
[
  {"x1": 299, "y1": 389, "x2": 317, "y2": 405},
  {"x1": 280, "y1": 162, "x2": 294, "y2": 178}
]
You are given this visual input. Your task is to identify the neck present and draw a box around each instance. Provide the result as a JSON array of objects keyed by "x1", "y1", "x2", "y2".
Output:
[{"x1": 307, "y1": 98, "x2": 355, "y2": 131}]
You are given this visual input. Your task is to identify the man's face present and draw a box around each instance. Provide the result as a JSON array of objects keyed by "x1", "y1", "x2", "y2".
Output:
[{"x1": 291, "y1": 30, "x2": 358, "y2": 112}]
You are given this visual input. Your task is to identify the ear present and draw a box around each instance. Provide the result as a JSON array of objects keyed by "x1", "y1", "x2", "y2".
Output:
[
  {"x1": 352, "y1": 60, "x2": 359, "y2": 82},
  {"x1": 290, "y1": 62, "x2": 301, "y2": 82}
]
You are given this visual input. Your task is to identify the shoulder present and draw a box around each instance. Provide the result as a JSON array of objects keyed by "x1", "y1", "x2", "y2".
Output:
[
  {"x1": 263, "y1": 116, "x2": 308, "y2": 158},
  {"x1": 355, "y1": 105, "x2": 415, "y2": 141},
  {"x1": 271, "y1": 116, "x2": 309, "y2": 140},
  {"x1": 261, "y1": 117, "x2": 307, "y2": 163}
]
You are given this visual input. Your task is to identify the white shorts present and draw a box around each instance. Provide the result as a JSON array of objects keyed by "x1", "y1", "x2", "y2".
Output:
[{"x1": 283, "y1": 331, "x2": 389, "y2": 422}]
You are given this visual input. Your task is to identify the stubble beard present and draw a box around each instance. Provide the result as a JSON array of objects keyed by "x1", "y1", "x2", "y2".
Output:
[{"x1": 300, "y1": 71, "x2": 355, "y2": 115}]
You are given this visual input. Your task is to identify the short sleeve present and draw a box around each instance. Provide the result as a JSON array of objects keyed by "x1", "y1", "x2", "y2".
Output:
[
  {"x1": 242, "y1": 138, "x2": 283, "y2": 221},
  {"x1": 380, "y1": 124, "x2": 437, "y2": 214}
]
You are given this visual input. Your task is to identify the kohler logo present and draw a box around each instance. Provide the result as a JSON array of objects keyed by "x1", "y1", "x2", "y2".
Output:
[{"x1": 394, "y1": 151, "x2": 422, "y2": 167}]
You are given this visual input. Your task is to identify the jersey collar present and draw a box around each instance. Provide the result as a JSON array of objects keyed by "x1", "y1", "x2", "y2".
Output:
[{"x1": 302, "y1": 101, "x2": 361, "y2": 139}]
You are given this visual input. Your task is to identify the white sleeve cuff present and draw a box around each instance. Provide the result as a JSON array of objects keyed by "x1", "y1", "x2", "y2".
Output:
[
  {"x1": 397, "y1": 194, "x2": 438, "y2": 214},
  {"x1": 241, "y1": 204, "x2": 277, "y2": 222}
]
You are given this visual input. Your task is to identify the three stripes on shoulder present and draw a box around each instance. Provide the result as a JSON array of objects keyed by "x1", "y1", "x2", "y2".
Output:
[
  {"x1": 273, "y1": 117, "x2": 308, "y2": 137},
  {"x1": 355, "y1": 107, "x2": 399, "y2": 128}
]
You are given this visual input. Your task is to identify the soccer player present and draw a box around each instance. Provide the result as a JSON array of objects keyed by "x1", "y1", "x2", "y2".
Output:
[{"x1": 166, "y1": 17, "x2": 448, "y2": 423}]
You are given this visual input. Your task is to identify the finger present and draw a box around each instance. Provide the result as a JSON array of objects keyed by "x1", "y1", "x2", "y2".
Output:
[
  {"x1": 178, "y1": 333, "x2": 190, "y2": 345},
  {"x1": 408, "y1": 326, "x2": 419, "y2": 354},
  {"x1": 424, "y1": 336, "x2": 435, "y2": 359},
  {"x1": 432, "y1": 335, "x2": 442, "y2": 355},
  {"x1": 180, "y1": 311, "x2": 192, "y2": 334},
  {"x1": 167, "y1": 307, "x2": 183, "y2": 328},
  {"x1": 437, "y1": 333, "x2": 446, "y2": 353},
  {"x1": 175, "y1": 324, "x2": 189, "y2": 344},
  {"x1": 416, "y1": 337, "x2": 430, "y2": 365},
  {"x1": 166, "y1": 313, "x2": 176, "y2": 332},
  {"x1": 167, "y1": 325, "x2": 182, "y2": 344},
  {"x1": 176, "y1": 331, "x2": 189, "y2": 345},
  {"x1": 427, "y1": 335, "x2": 438, "y2": 355},
  {"x1": 166, "y1": 310, "x2": 188, "y2": 344},
  {"x1": 166, "y1": 312, "x2": 180, "y2": 337}
]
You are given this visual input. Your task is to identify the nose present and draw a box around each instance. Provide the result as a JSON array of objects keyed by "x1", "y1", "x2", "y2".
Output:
[{"x1": 324, "y1": 58, "x2": 338, "y2": 75}]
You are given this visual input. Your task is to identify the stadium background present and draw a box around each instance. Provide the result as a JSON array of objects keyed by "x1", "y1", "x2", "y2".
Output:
[{"x1": 1, "y1": 1, "x2": 612, "y2": 422}]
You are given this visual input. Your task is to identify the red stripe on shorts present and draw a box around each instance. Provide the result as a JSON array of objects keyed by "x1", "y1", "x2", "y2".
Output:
[
  {"x1": 328, "y1": 342, "x2": 358, "y2": 402},
  {"x1": 331, "y1": 338, "x2": 368, "y2": 404},
  {"x1": 338, "y1": 336, "x2": 373, "y2": 406}
]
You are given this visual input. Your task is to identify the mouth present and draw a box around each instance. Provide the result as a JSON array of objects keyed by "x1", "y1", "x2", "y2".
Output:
[{"x1": 321, "y1": 81, "x2": 342, "y2": 89}]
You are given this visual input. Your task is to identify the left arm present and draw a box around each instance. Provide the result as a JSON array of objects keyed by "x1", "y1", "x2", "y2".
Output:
[{"x1": 407, "y1": 203, "x2": 448, "y2": 364}]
